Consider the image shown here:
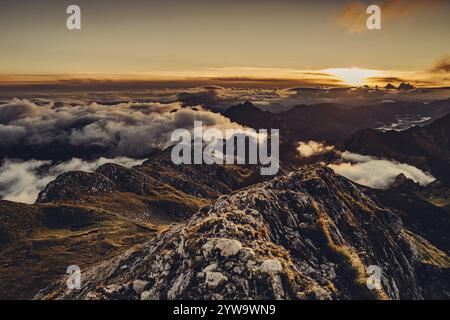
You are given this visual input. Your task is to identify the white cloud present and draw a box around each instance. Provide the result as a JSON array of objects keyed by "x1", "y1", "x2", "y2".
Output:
[
  {"x1": 0, "y1": 157, "x2": 144, "y2": 204},
  {"x1": 297, "y1": 141, "x2": 335, "y2": 157},
  {"x1": 329, "y1": 151, "x2": 435, "y2": 189}
]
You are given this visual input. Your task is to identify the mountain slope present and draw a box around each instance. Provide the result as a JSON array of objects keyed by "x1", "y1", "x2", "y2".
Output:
[
  {"x1": 0, "y1": 200, "x2": 159, "y2": 299},
  {"x1": 36, "y1": 166, "x2": 450, "y2": 300},
  {"x1": 0, "y1": 147, "x2": 263, "y2": 299}
]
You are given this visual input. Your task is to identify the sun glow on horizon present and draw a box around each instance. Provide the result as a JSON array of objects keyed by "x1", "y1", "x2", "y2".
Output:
[
  {"x1": 323, "y1": 68, "x2": 380, "y2": 86},
  {"x1": 0, "y1": 66, "x2": 446, "y2": 89}
]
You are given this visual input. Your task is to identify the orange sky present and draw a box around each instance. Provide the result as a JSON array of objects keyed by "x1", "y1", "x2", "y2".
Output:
[{"x1": 0, "y1": 0, "x2": 449, "y2": 87}]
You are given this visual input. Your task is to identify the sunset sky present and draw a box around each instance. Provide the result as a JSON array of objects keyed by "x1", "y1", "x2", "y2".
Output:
[{"x1": 0, "y1": 0, "x2": 449, "y2": 87}]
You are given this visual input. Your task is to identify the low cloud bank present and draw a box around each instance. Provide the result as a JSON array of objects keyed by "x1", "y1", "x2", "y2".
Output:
[
  {"x1": 329, "y1": 151, "x2": 435, "y2": 189},
  {"x1": 0, "y1": 98, "x2": 246, "y2": 159},
  {"x1": 0, "y1": 157, "x2": 144, "y2": 204}
]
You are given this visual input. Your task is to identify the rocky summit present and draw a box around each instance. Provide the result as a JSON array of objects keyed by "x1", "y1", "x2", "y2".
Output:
[{"x1": 36, "y1": 166, "x2": 450, "y2": 300}]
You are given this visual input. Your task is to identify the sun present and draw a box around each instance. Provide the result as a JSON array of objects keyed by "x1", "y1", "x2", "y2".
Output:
[{"x1": 324, "y1": 67, "x2": 380, "y2": 86}]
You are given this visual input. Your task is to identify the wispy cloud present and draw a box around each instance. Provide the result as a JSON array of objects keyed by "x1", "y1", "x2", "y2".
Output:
[{"x1": 430, "y1": 55, "x2": 450, "y2": 73}]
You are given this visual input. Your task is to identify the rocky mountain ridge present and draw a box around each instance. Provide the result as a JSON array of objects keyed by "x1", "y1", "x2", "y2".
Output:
[
  {"x1": 36, "y1": 166, "x2": 450, "y2": 300},
  {"x1": 0, "y1": 148, "x2": 263, "y2": 299}
]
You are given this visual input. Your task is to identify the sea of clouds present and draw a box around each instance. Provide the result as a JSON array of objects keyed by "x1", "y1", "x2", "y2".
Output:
[
  {"x1": 0, "y1": 93, "x2": 442, "y2": 204},
  {"x1": 0, "y1": 97, "x2": 250, "y2": 204},
  {"x1": 0, "y1": 98, "x2": 247, "y2": 158}
]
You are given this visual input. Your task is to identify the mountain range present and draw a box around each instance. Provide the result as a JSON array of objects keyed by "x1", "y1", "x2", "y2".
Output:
[
  {"x1": 342, "y1": 113, "x2": 450, "y2": 184},
  {"x1": 1, "y1": 99, "x2": 449, "y2": 300},
  {"x1": 224, "y1": 99, "x2": 450, "y2": 142}
]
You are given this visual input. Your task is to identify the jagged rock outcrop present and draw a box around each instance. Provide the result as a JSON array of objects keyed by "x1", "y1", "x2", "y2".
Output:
[
  {"x1": 389, "y1": 173, "x2": 421, "y2": 192},
  {"x1": 36, "y1": 166, "x2": 450, "y2": 300},
  {"x1": 36, "y1": 171, "x2": 117, "y2": 203}
]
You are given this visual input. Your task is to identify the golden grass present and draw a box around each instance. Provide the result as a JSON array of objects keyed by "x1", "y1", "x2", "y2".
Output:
[
  {"x1": 312, "y1": 200, "x2": 389, "y2": 300},
  {"x1": 404, "y1": 230, "x2": 450, "y2": 269}
]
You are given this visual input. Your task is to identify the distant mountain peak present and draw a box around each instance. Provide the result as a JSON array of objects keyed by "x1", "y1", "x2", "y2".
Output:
[
  {"x1": 242, "y1": 101, "x2": 255, "y2": 108},
  {"x1": 226, "y1": 101, "x2": 258, "y2": 111},
  {"x1": 398, "y1": 82, "x2": 414, "y2": 90},
  {"x1": 385, "y1": 83, "x2": 396, "y2": 90}
]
